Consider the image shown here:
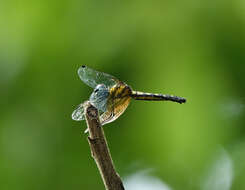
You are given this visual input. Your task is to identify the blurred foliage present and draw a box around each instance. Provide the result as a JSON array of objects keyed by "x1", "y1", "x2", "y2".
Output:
[{"x1": 1, "y1": 0, "x2": 245, "y2": 190}]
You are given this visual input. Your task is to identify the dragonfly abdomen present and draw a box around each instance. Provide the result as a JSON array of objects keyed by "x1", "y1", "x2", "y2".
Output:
[{"x1": 131, "y1": 91, "x2": 186, "y2": 104}]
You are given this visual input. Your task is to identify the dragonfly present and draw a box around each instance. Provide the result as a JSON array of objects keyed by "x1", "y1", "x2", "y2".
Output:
[{"x1": 72, "y1": 65, "x2": 186, "y2": 129}]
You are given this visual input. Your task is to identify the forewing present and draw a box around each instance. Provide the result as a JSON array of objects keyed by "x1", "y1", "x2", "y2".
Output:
[
  {"x1": 71, "y1": 103, "x2": 85, "y2": 121},
  {"x1": 78, "y1": 65, "x2": 118, "y2": 88}
]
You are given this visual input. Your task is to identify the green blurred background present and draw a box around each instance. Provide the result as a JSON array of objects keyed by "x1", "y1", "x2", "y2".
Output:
[{"x1": 1, "y1": 0, "x2": 245, "y2": 190}]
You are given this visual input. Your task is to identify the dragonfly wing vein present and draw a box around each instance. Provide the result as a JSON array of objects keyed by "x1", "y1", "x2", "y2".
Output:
[
  {"x1": 78, "y1": 66, "x2": 118, "y2": 89},
  {"x1": 72, "y1": 103, "x2": 85, "y2": 121}
]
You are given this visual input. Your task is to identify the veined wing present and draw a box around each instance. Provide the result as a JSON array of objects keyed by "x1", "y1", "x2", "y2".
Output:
[
  {"x1": 78, "y1": 65, "x2": 119, "y2": 89},
  {"x1": 71, "y1": 103, "x2": 85, "y2": 121},
  {"x1": 100, "y1": 110, "x2": 115, "y2": 125}
]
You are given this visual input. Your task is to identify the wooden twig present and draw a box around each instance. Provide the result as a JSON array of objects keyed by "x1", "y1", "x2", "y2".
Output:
[{"x1": 84, "y1": 101, "x2": 125, "y2": 190}]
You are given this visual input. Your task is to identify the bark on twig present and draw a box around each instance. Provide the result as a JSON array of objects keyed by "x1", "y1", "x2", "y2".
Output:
[{"x1": 84, "y1": 101, "x2": 125, "y2": 190}]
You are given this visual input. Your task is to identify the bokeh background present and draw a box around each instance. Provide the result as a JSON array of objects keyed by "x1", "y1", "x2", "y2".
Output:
[{"x1": 1, "y1": 0, "x2": 245, "y2": 190}]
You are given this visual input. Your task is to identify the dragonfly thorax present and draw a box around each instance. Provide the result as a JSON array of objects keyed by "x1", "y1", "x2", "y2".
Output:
[
  {"x1": 89, "y1": 84, "x2": 109, "y2": 112},
  {"x1": 109, "y1": 82, "x2": 132, "y2": 99}
]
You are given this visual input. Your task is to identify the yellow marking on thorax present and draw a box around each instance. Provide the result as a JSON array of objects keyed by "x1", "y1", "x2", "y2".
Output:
[
  {"x1": 107, "y1": 83, "x2": 132, "y2": 118},
  {"x1": 109, "y1": 82, "x2": 132, "y2": 99}
]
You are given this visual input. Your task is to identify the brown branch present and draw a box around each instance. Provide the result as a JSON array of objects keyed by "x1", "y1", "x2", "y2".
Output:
[{"x1": 84, "y1": 101, "x2": 125, "y2": 190}]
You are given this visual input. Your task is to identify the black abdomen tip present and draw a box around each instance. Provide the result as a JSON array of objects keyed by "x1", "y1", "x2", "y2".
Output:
[
  {"x1": 170, "y1": 96, "x2": 186, "y2": 104},
  {"x1": 177, "y1": 97, "x2": 186, "y2": 104},
  {"x1": 181, "y1": 98, "x2": 186, "y2": 104}
]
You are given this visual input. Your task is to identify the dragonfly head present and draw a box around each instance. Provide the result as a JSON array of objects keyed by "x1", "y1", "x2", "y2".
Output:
[{"x1": 89, "y1": 84, "x2": 109, "y2": 112}]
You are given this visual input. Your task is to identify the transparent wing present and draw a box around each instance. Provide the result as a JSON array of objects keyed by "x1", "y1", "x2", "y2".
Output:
[
  {"x1": 100, "y1": 110, "x2": 115, "y2": 125},
  {"x1": 71, "y1": 103, "x2": 85, "y2": 121},
  {"x1": 78, "y1": 65, "x2": 119, "y2": 89}
]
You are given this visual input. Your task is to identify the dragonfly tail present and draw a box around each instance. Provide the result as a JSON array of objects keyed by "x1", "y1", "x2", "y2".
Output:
[{"x1": 131, "y1": 91, "x2": 186, "y2": 104}]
